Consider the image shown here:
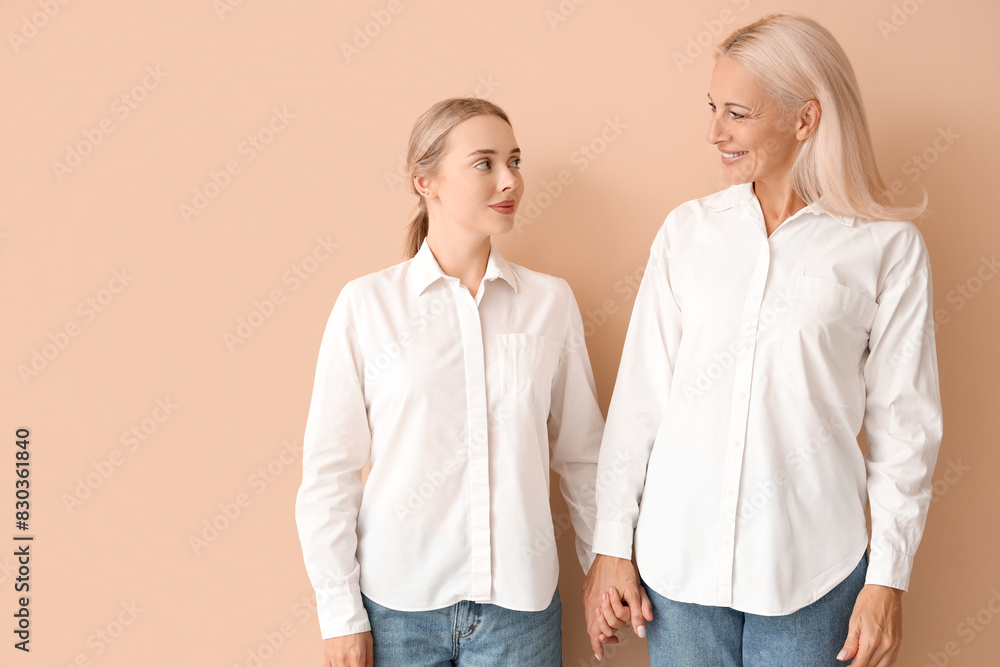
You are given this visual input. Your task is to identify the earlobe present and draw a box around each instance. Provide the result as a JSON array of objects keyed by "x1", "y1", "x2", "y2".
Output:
[{"x1": 413, "y1": 175, "x2": 434, "y2": 198}]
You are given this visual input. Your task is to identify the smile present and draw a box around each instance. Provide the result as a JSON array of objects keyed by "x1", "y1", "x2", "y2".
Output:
[{"x1": 722, "y1": 151, "x2": 748, "y2": 158}]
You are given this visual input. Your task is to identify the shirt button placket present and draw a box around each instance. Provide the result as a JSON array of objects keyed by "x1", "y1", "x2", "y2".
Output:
[
  {"x1": 716, "y1": 240, "x2": 769, "y2": 605},
  {"x1": 455, "y1": 282, "x2": 492, "y2": 602}
]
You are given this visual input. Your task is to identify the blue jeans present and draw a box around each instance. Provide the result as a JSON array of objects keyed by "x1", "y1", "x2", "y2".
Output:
[
  {"x1": 642, "y1": 553, "x2": 867, "y2": 666},
  {"x1": 360, "y1": 589, "x2": 562, "y2": 666}
]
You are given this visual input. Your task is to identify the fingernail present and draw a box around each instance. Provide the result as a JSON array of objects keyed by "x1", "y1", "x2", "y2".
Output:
[
  {"x1": 637, "y1": 625, "x2": 646, "y2": 638},
  {"x1": 836, "y1": 649, "x2": 848, "y2": 661},
  {"x1": 602, "y1": 592, "x2": 608, "y2": 602}
]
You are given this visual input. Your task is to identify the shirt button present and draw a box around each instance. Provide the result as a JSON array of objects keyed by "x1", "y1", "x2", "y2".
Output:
[
  {"x1": 733, "y1": 439, "x2": 741, "y2": 448},
  {"x1": 727, "y1": 488, "x2": 735, "y2": 497},
  {"x1": 722, "y1": 537, "x2": 731, "y2": 546},
  {"x1": 739, "y1": 391, "x2": 746, "y2": 399},
  {"x1": 744, "y1": 342, "x2": 751, "y2": 349}
]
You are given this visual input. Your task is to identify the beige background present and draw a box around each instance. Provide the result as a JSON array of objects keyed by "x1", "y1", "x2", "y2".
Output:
[{"x1": 2, "y1": 0, "x2": 998, "y2": 665}]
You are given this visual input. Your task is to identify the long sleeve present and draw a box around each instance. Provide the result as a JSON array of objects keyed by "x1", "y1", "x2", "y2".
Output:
[
  {"x1": 592, "y1": 223, "x2": 684, "y2": 559},
  {"x1": 546, "y1": 281, "x2": 605, "y2": 574},
  {"x1": 294, "y1": 282, "x2": 374, "y2": 639},
  {"x1": 862, "y1": 238, "x2": 944, "y2": 590}
]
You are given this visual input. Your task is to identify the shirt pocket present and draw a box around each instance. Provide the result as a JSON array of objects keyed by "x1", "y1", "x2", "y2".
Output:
[
  {"x1": 778, "y1": 275, "x2": 878, "y2": 418},
  {"x1": 496, "y1": 333, "x2": 561, "y2": 406}
]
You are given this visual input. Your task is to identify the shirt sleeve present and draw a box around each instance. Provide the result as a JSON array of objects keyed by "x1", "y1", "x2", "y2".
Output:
[
  {"x1": 547, "y1": 280, "x2": 605, "y2": 574},
  {"x1": 592, "y1": 222, "x2": 684, "y2": 559},
  {"x1": 862, "y1": 238, "x2": 944, "y2": 591},
  {"x1": 294, "y1": 282, "x2": 374, "y2": 639}
]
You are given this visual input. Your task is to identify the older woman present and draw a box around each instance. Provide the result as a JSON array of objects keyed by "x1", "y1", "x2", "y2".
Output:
[{"x1": 583, "y1": 14, "x2": 942, "y2": 667}]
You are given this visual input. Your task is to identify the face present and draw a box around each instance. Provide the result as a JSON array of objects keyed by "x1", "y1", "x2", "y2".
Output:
[
  {"x1": 706, "y1": 57, "x2": 804, "y2": 186},
  {"x1": 418, "y1": 114, "x2": 523, "y2": 239}
]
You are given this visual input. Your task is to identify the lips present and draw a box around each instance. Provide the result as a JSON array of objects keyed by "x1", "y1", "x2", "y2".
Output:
[
  {"x1": 720, "y1": 149, "x2": 748, "y2": 165},
  {"x1": 488, "y1": 200, "x2": 516, "y2": 214}
]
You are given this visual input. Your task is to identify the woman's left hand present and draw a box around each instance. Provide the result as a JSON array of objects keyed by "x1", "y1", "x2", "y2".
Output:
[{"x1": 837, "y1": 584, "x2": 903, "y2": 666}]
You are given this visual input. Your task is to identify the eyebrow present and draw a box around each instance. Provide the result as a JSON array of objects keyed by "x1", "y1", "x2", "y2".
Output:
[
  {"x1": 466, "y1": 148, "x2": 521, "y2": 158},
  {"x1": 707, "y1": 94, "x2": 751, "y2": 110}
]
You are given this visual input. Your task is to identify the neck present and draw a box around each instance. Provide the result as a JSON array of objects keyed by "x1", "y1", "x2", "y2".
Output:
[
  {"x1": 752, "y1": 177, "x2": 806, "y2": 236},
  {"x1": 424, "y1": 226, "x2": 491, "y2": 299}
]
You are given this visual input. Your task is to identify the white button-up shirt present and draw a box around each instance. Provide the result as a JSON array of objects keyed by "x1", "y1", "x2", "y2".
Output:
[
  {"x1": 295, "y1": 240, "x2": 604, "y2": 639},
  {"x1": 593, "y1": 183, "x2": 943, "y2": 615}
]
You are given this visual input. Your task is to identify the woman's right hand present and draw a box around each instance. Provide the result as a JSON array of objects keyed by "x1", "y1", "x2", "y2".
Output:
[{"x1": 322, "y1": 632, "x2": 373, "y2": 667}]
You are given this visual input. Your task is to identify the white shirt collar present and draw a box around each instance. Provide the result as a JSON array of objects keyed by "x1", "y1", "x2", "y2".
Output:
[
  {"x1": 409, "y1": 239, "x2": 519, "y2": 296},
  {"x1": 709, "y1": 183, "x2": 857, "y2": 227}
]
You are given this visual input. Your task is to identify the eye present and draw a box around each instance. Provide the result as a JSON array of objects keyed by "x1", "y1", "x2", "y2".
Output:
[
  {"x1": 509, "y1": 158, "x2": 522, "y2": 169},
  {"x1": 474, "y1": 159, "x2": 491, "y2": 170},
  {"x1": 708, "y1": 102, "x2": 716, "y2": 113},
  {"x1": 729, "y1": 110, "x2": 745, "y2": 119}
]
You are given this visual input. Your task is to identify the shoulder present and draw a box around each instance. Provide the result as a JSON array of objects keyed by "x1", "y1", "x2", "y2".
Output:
[
  {"x1": 343, "y1": 255, "x2": 413, "y2": 297},
  {"x1": 852, "y1": 218, "x2": 933, "y2": 294},
  {"x1": 653, "y1": 185, "x2": 746, "y2": 243},
  {"x1": 507, "y1": 261, "x2": 575, "y2": 302}
]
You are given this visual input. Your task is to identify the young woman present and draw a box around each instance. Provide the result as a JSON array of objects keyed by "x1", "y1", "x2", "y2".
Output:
[
  {"x1": 583, "y1": 14, "x2": 943, "y2": 667},
  {"x1": 295, "y1": 98, "x2": 605, "y2": 667}
]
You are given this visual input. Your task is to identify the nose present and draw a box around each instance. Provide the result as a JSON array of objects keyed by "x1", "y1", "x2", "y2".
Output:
[
  {"x1": 706, "y1": 112, "x2": 727, "y2": 145},
  {"x1": 498, "y1": 164, "x2": 520, "y2": 193}
]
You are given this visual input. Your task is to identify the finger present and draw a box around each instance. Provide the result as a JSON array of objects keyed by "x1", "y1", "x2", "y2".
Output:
[
  {"x1": 597, "y1": 633, "x2": 620, "y2": 645},
  {"x1": 594, "y1": 606, "x2": 618, "y2": 639},
  {"x1": 838, "y1": 623, "x2": 860, "y2": 663},
  {"x1": 640, "y1": 587, "x2": 654, "y2": 622},
  {"x1": 848, "y1": 642, "x2": 874, "y2": 667},
  {"x1": 623, "y1": 586, "x2": 648, "y2": 638},
  {"x1": 588, "y1": 626, "x2": 604, "y2": 661},
  {"x1": 607, "y1": 587, "x2": 630, "y2": 624}
]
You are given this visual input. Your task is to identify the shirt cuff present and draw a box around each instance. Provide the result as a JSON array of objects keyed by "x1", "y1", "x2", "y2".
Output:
[
  {"x1": 316, "y1": 586, "x2": 372, "y2": 640},
  {"x1": 592, "y1": 519, "x2": 634, "y2": 560},
  {"x1": 865, "y1": 547, "x2": 914, "y2": 591}
]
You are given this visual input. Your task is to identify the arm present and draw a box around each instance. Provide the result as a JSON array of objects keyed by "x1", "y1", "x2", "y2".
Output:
[
  {"x1": 839, "y1": 238, "x2": 943, "y2": 667},
  {"x1": 584, "y1": 224, "x2": 683, "y2": 655},
  {"x1": 294, "y1": 282, "x2": 375, "y2": 642},
  {"x1": 546, "y1": 281, "x2": 605, "y2": 575}
]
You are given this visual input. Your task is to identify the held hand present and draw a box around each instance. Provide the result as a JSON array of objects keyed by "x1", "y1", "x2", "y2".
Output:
[
  {"x1": 837, "y1": 585, "x2": 903, "y2": 666},
  {"x1": 582, "y1": 554, "x2": 653, "y2": 660},
  {"x1": 322, "y1": 632, "x2": 373, "y2": 667}
]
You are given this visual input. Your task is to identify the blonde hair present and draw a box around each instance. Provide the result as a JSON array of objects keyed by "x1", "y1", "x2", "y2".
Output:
[
  {"x1": 404, "y1": 98, "x2": 513, "y2": 258},
  {"x1": 717, "y1": 14, "x2": 925, "y2": 221}
]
